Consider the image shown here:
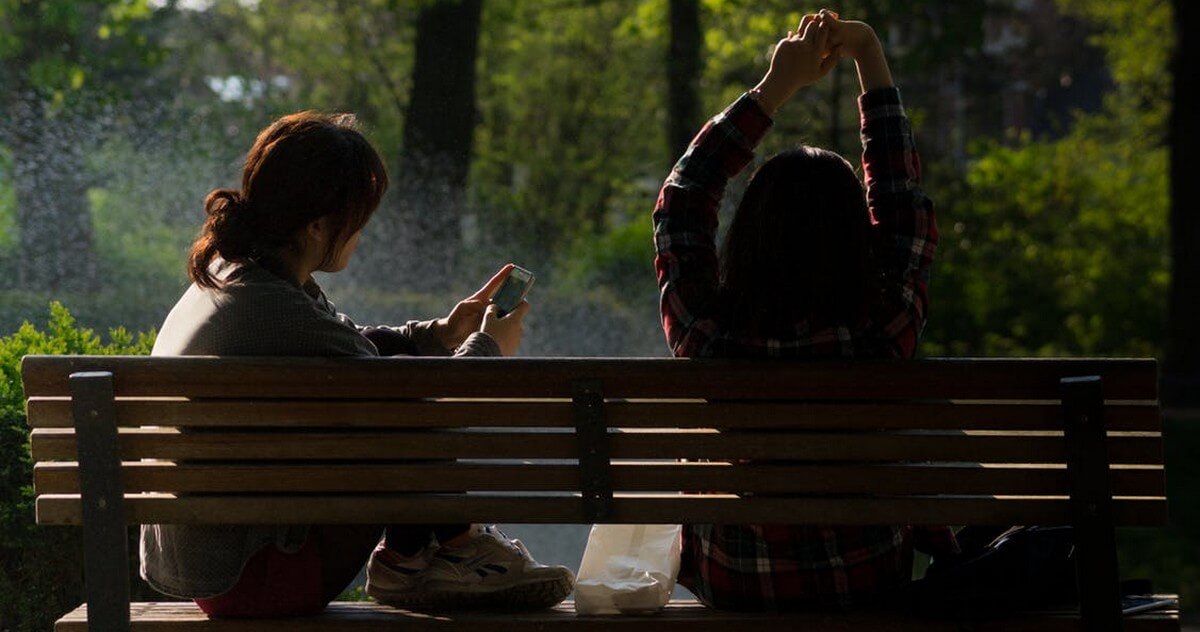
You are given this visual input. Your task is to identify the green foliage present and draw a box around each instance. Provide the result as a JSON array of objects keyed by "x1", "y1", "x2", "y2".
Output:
[
  {"x1": 1058, "y1": 0, "x2": 1172, "y2": 126},
  {"x1": 88, "y1": 186, "x2": 192, "y2": 307},
  {"x1": 0, "y1": 303, "x2": 154, "y2": 631},
  {"x1": 337, "y1": 583, "x2": 372, "y2": 602},
  {"x1": 919, "y1": 0, "x2": 1195, "y2": 612},
  {"x1": 559, "y1": 219, "x2": 657, "y2": 300},
  {"x1": 0, "y1": 0, "x2": 165, "y2": 103},
  {"x1": 471, "y1": 0, "x2": 664, "y2": 259},
  {"x1": 924, "y1": 124, "x2": 1168, "y2": 356},
  {"x1": 194, "y1": 0, "x2": 415, "y2": 149},
  {"x1": 923, "y1": 0, "x2": 1171, "y2": 357},
  {"x1": 0, "y1": 145, "x2": 15, "y2": 254}
]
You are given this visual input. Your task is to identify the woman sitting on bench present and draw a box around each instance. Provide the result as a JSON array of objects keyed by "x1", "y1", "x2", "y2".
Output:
[
  {"x1": 652, "y1": 11, "x2": 957, "y2": 610},
  {"x1": 143, "y1": 112, "x2": 574, "y2": 617}
]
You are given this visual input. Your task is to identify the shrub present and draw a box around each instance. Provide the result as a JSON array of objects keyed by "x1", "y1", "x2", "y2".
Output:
[{"x1": 0, "y1": 303, "x2": 154, "y2": 632}]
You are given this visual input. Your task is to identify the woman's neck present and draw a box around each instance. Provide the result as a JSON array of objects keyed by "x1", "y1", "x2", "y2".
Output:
[{"x1": 257, "y1": 249, "x2": 313, "y2": 288}]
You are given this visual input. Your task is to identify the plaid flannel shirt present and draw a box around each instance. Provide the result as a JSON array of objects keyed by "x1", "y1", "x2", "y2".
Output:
[{"x1": 652, "y1": 87, "x2": 955, "y2": 611}]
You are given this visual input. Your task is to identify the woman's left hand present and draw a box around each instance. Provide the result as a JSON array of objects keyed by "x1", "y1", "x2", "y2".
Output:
[{"x1": 433, "y1": 263, "x2": 514, "y2": 351}]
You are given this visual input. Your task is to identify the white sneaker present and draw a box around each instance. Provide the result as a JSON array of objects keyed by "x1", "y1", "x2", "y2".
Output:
[
  {"x1": 376, "y1": 525, "x2": 575, "y2": 611},
  {"x1": 365, "y1": 543, "x2": 435, "y2": 603}
]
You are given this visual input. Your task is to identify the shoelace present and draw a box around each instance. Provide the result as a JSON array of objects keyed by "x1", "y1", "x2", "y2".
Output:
[
  {"x1": 511, "y1": 538, "x2": 534, "y2": 561},
  {"x1": 484, "y1": 525, "x2": 532, "y2": 560}
]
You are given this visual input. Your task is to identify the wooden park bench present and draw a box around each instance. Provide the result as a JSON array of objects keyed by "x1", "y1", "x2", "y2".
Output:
[{"x1": 21, "y1": 355, "x2": 1180, "y2": 631}]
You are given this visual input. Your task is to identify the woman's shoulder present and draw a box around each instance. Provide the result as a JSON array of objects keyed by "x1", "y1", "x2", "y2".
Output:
[
  {"x1": 193, "y1": 262, "x2": 326, "y2": 322},
  {"x1": 153, "y1": 263, "x2": 376, "y2": 357}
]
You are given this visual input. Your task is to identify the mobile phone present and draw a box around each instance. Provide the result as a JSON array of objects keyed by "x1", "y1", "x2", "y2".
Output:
[
  {"x1": 491, "y1": 265, "x2": 535, "y2": 317},
  {"x1": 1121, "y1": 595, "x2": 1178, "y2": 615}
]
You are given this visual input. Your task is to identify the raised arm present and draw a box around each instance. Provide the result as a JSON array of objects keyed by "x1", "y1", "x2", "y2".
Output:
[
  {"x1": 825, "y1": 14, "x2": 894, "y2": 92},
  {"x1": 830, "y1": 15, "x2": 938, "y2": 357},
  {"x1": 653, "y1": 18, "x2": 836, "y2": 356}
]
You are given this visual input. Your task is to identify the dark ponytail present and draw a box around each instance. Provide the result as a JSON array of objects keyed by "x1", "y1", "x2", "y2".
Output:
[
  {"x1": 187, "y1": 111, "x2": 389, "y2": 288},
  {"x1": 187, "y1": 189, "x2": 253, "y2": 288}
]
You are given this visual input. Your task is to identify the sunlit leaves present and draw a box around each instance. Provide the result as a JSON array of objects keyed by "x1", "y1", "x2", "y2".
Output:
[
  {"x1": 471, "y1": 0, "x2": 664, "y2": 262},
  {"x1": 1, "y1": 1, "x2": 162, "y2": 86},
  {"x1": 1058, "y1": 0, "x2": 1171, "y2": 107},
  {"x1": 924, "y1": 0, "x2": 1171, "y2": 357}
]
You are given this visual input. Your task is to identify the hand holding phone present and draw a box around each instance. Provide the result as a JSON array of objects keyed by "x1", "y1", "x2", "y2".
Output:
[
  {"x1": 483, "y1": 266, "x2": 533, "y2": 355},
  {"x1": 435, "y1": 264, "x2": 532, "y2": 350},
  {"x1": 490, "y1": 265, "x2": 535, "y2": 317}
]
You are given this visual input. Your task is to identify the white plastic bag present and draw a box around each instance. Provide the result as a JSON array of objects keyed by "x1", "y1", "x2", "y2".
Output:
[{"x1": 573, "y1": 524, "x2": 682, "y2": 615}]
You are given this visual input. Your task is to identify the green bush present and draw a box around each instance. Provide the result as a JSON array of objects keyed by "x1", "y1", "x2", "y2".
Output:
[
  {"x1": 0, "y1": 303, "x2": 154, "y2": 632},
  {"x1": 558, "y1": 219, "x2": 656, "y2": 298}
]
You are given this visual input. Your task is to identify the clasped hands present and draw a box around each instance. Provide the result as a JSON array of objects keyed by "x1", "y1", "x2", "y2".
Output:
[{"x1": 752, "y1": 9, "x2": 880, "y2": 116}]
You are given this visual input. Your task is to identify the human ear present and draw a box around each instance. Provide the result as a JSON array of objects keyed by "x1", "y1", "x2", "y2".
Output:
[{"x1": 306, "y1": 216, "x2": 331, "y2": 244}]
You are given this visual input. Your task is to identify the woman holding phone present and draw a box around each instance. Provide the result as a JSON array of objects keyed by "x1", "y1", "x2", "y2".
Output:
[
  {"x1": 143, "y1": 111, "x2": 573, "y2": 617},
  {"x1": 652, "y1": 11, "x2": 956, "y2": 610}
]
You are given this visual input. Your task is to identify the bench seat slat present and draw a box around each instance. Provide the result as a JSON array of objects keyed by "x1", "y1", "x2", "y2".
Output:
[
  {"x1": 53, "y1": 601, "x2": 1183, "y2": 632},
  {"x1": 35, "y1": 494, "x2": 1168, "y2": 527},
  {"x1": 33, "y1": 462, "x2": 1167, "y2": 497},
  {"x1": 29, "y1": 428, "x2": 1166, "y2": 464},
  {"x1": 20, "y1": 356, "x2": 1160, "y2": 400},
  {"x1": 25, "y1": 397, "x2": 1162, "y2": 431}
]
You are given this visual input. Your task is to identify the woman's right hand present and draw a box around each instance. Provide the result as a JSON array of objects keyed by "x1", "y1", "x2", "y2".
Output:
[
  {"x1": 481, "y1": 301, "x2": 529, "y2": 356},
  {"x1": 822, "y1": 11, "x2": 893, "y2": 92},
  {"x1": 824, "y1": 13, "x2": 881, "y2": 61}
]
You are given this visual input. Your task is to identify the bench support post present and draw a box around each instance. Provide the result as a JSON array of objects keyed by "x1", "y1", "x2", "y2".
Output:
[
  {"x1": 572, "y1": 379, "x2": 613, "y2": 523},
  {"x1": 71, "y1": 371, "x2": 131, "y2": 632},
  {"x1": 1062, "y1": 375, "x2": 1123, "y2": 632}
]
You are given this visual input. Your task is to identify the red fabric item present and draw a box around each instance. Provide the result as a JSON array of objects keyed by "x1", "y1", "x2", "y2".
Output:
[{"x1": 194, "y1": 536, "x2": 326, "y2": 618}]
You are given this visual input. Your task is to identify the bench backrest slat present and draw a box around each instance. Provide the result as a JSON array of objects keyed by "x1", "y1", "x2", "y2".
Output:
[
  {"x1": 28, "y1": 427, "x2": 1165, "y2": 464},
  {"x1": 33, "y1": 494, "x2": 1167, "y2": 527},
  {"x1": 25, "y1": 398, "x2": 1162, "y2": 431},
  {"x1": 21, "y1": 356, "x2": 1159, "y2": 400},
  {"x1": 33, "y1": 462, "x2": 1165, "y2": 497}
]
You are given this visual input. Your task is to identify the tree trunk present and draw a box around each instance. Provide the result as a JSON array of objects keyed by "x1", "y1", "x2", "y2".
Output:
[
  {"x1": 368, "y1": 0, "x2": 483, "y2": 293},
  {"x1": 667, "y1": 0, "x2": 702, "y2": 163},
  {"x1": 3, "y1": 60, "x2": 97, "y2": 293},
  {"x1": 1165, "y1": 0, "x2": 1200, "y2": 408}
]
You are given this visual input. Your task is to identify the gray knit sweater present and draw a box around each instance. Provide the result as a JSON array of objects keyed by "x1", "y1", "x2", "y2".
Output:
[{"x1": 139, "y1": 260, "x2": 498, "y2": 598}]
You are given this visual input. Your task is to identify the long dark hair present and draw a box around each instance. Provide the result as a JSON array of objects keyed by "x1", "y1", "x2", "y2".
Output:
[
  {"x1": 719, "y1": 146, "x2": 876, "y2": 334},
  {"x1": 188, "y1": 111, "x2": 389, "y2": 288}
]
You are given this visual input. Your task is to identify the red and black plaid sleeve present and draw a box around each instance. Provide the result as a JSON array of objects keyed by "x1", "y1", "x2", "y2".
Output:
[
  {"x1": 653, "y1": 94, "x2": 772, "y2": 357},
  {"x1": 859, "y1": 87, "x2": 939, "y2": 359}
]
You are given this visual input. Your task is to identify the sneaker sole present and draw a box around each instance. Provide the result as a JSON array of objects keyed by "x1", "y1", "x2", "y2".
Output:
[{"x1": 369, "y1": 575, "x2": 574, "y2": 612}]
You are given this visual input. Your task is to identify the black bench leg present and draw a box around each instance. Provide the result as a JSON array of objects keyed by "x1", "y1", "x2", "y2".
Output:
[
  {"x1": 1062, "y1": 376, "x2": 1123, "y2": 632},
  {"x1": 71, "y1": 371, "x2": 131, "y2": 632}
]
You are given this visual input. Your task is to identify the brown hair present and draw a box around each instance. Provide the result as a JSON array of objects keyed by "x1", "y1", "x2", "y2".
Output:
[
  {"x1": 188, "y1": 111, "x2": 389, "y2": 288},
  {"x1": 720, "y1": 146, "x2": 877, "y2": 334}
]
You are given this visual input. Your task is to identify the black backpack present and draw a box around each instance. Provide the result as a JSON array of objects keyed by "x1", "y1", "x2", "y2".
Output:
[{"x1": 897, "y1": 525, "x2": 1078, "y2": 618}]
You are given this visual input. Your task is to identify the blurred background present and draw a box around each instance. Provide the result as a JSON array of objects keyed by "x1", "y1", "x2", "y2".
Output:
[{"x1": 1, "y1": 0, "x2": 1196, "y2": 629}]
